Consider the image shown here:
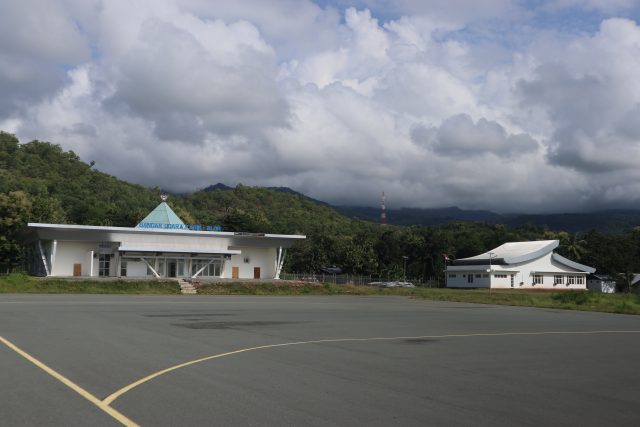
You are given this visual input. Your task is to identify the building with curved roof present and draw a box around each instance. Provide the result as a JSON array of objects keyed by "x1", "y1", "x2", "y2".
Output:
[{"x1": 446, "y1": 240, "x2": 595, "y2": 290}]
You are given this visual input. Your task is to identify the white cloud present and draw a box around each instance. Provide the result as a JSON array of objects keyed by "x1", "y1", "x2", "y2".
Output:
[
  {"x1": 518, "y1": 19, "x2": 640, "y2": 174},
  {"x1": 414, "y1": 114, "x2": 539, "y2": 157},
  {"x1": 4, "y1": 1, "x2": 640, "y2": 212}
]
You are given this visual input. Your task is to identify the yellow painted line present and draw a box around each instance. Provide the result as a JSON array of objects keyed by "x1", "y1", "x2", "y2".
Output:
[
  {"x1": 0, "y1": 336, "x2": 139, "y2": 427},
  {"x1": 103, "y1": 329, "x2": 640, "y2": 405}
]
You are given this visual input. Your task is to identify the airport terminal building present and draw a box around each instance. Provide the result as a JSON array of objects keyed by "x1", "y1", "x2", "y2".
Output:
[{"x1": 25, "y1": 201, "x2": 305, "y2": 280}]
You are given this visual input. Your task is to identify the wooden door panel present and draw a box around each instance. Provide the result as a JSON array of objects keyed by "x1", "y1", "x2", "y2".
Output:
[
  {"x1": 232, "y1": 266, "x2": 239, "y2": 279},
  {"x1": 253, "y1": 267, "x2": 260, "y2": 279}
]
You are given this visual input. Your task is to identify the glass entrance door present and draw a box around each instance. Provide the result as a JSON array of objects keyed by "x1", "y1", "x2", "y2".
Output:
[
  {"x1": 168, "y1": 261, "x2": 177, "y2": 278},
  {"x1": 99, "y1": 254, "x2": 111, "y2": 277}
]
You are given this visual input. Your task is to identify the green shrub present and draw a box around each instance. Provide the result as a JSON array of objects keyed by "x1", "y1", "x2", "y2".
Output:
[{"x1": 551, "y1": 291, "x2": 592, "y2": 305}]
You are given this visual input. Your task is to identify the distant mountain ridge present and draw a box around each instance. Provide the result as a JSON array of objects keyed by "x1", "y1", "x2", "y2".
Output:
[
  {"x1": 334, "y1": 205, "x2": 503, "y2": 225},
  {"x1": 334, "y1": 206, "x2": 640, "y2": 234},
  {"x1": 201, "y1": 183, "x2": 640, "y2": 233}
]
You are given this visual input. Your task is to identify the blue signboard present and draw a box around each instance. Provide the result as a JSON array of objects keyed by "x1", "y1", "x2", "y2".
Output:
[{"x1": 138, "y1": 223, "x2": 222, "y2": 231}]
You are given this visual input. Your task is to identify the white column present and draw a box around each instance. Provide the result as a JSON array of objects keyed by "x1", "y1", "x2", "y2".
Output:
[
  {"x1": 116, "y1": 253, "x2": 122, "y2": 277},
  {"x1": 50, "y1": 240, "x2": 57, "y2": 276},
  {"x1": 37, "y1": 240, "x2": 50, "y2": 276},
  {"x1": 275, "y1": 247, "x2": 286, "y2": 279},
  {"x1": 140, "y1": 258, "x2": 160, "y2": 278}
]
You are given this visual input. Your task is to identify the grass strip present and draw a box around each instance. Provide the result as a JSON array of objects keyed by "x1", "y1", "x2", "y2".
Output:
[
  {"x1": 196, "y1": 282, "x2": 640, "y2": 315},
  {"x1": 0, "y1": 274, "x2": 180, "y2": 294},
  {"x1": 2, "y1": 275, "x2": 639, "y2": 315}
]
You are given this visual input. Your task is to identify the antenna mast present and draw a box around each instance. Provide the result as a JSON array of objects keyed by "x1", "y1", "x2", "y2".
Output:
[{"x1": 380, "y1": 192, "x2": 387, "y2": 225}]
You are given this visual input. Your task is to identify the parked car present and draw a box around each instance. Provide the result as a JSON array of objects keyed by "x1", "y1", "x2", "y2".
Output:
[
  {"x1": 380, "y1": 282, "x2": 398, "y2": 288},
  {"x1": 397, "y1": 281, "x2": 415, "y2": 288}
]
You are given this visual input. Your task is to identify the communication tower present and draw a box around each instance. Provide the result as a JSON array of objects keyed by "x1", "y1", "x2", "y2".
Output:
[{"x1": 380, "y1": 192, "x2": 387, "y2": 225}]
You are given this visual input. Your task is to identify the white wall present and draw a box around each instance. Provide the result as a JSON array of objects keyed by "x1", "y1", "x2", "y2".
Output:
[
  {"x1": 446, "y1": 271, "x2": 492, "y2": 288},
  {"x1": 41, "y1": 230, "x2": 286, "y2": 279},
  {"x1": 224, "y1": 247, "x2": 276, "y2": 279},
  {"x1": 52, "y1": 241, "x2": 96, "y2": 277},
  {"x1": 114, "y1": 232, "x2": 232, "y2": 251},
  {"x1": 447, "y1": 252, "x2": 588, "y2": 290},
  {"x1": 125, "y1": 260, "x2": 148, "y2": 277}
]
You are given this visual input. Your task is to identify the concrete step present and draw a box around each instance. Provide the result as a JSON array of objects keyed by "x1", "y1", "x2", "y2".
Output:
[{"x1": 178, "y1": 280, "x2": 198, "y2": 295}]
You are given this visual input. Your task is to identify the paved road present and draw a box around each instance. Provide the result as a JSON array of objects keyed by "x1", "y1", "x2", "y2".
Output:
[{"x1": 1, "y1": 294, "x2": 639, "y2": 426}]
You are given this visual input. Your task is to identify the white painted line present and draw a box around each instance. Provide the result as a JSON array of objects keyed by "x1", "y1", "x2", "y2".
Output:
[{"x1": 0, "y1": 336, "x2": 139, "y2": 427}]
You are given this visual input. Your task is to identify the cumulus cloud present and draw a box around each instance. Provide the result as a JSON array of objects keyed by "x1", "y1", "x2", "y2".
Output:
[
  {"x1": 3, "y1": 1, "x2": 640, "y2": 213},
  {"x1": 518, "y1": 19, "x2": 640, "y2": 173},
  {"x1": 413, "y1": 114, "x2": 538, "y2": 157},
  {"x1": 0, "y1": 0, "x2": 90, "y2": 116}
]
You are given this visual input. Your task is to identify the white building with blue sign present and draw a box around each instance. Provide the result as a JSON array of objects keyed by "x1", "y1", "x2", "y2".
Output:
[{"x1": 26, "y1": 201, "x2": 305, "y2": 280}]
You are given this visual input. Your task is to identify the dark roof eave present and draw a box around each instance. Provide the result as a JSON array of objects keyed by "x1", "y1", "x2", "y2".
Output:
[{"x1": 452, "y1": 258, "x2": 507, "y2": 266}]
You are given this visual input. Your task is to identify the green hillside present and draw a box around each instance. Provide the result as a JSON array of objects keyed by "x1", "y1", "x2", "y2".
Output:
[{"x1": 0, "y1": 132, "x2": 377, "y2": 274}]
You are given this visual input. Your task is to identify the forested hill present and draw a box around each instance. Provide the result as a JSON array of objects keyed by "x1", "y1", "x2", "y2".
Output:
[
  {"x1": 0, "y1": 132, "x2": 358, "y2": 235},
  {"x1": 0, "y1": 132, "x2": 162, "y2": 227}
]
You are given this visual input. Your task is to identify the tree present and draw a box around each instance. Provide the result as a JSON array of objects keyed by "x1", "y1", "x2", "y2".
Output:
[
  {"x1": 0, "y1": 191, "x2": 32, "y2": 272},
  {"x1": 558, "y1": 232, "x2": 587, "y2": 261}
]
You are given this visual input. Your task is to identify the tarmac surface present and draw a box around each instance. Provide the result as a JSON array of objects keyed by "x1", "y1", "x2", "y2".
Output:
[{"x1": 1, "y1": 294, "x2": 639, "y2": 426}]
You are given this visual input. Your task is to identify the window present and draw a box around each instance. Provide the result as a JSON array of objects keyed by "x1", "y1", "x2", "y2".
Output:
[
  {"x1": 576, "y1": 276, "x2": 584, "y2": 285},
  {"x1": 467, "y1": 274, "x2": 474, "y2": 283},
  {"x1": 494, "y1": 274, "x2": 507, "y2": 278},
  {"x1": 533, "y1": 274, "x2": 543, "y2": 285},
  {"x1": 120, "y1": 261, "x2": 127, "y2": 277},
  {"x1": 554, "y1": 275, "x2": 563, "y2": 285},
  {"x1": 448, "y1": 274, "x2": 456, "y2": 278},
  {"x1": 177, "y1": 260, "x2": 184, "y2": 276},
  {"x1": 482, "y1": 274, "x2": 489, "y2": 278},
  {"x1": 568, "y1": 276, "x2": 576, "y2": 285},
  {"x1": 210, "y1": 262, "x2": 221, "y2": 277},
  {"x1": 475, "y1": 274, "x2": 481, "y2": 278},
  {"x1": 191, "y1": 261, "x2": 222, "y2": 277}
]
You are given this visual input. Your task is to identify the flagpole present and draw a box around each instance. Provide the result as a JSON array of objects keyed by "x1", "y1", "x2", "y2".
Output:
[{"x1": 443, "y1": 254, "x2": 449, "y2": 288}]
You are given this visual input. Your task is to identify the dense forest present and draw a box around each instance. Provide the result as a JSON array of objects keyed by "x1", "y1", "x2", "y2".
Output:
[{"x1": 2, "y1": 131, "x2": 640, "y2": 288}]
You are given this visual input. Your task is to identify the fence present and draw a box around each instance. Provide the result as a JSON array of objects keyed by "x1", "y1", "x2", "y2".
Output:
[{"x1": 280, "y1": 272, "x2": 442, "y2": 287}]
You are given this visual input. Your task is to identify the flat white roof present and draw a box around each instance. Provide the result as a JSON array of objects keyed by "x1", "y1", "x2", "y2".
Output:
[{"x1": 27, "y1": 223, "x2": 306, "y2": 240}]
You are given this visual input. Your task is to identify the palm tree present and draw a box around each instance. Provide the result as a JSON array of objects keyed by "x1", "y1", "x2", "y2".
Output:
[{"x1": 559, "y1": 232, "x2": 587, "y2": 261}]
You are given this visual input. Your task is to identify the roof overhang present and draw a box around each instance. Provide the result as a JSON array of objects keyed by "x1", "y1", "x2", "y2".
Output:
[
  {"x1": 118, "y1": 245, "x2": 241, "y2": 255},
  {"x1": 551, "y1": 253, "x2": 596, "y2": 274}
]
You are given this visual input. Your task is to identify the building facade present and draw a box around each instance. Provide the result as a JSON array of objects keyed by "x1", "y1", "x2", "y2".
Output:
[
  {"x1": 446, "y1": 240, "x2": 595, "y2": 290},
  {"x1": 586, "y1": 274, "x2": 617, "y2": 293},
  {"x1": 25, "y1": 202, "x2": 305, "y2": 280}
]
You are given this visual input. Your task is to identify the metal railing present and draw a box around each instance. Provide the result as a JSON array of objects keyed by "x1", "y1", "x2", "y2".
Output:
[{"x1": 280, "y1": 273, "x2": 441, "y2": 287}]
